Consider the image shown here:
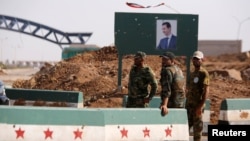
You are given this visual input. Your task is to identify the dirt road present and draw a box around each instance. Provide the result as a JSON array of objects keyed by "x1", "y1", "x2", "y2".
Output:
[{"x1": 0, "y1": 68, "x2": 39, "y2": 87}]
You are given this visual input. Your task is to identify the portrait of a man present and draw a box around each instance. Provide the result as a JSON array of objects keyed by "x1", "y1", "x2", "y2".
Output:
[{"x1": 156, "y1": 20, "x2": 177, "y2": 50}]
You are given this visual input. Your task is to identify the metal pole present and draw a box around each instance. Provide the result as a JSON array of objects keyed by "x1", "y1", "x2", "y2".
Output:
[
  {"x1": 233, "y1": 16, "x2": 250, "y2": 40},
  {"x1": 0, "y1": 37, "x2": 7, "y2": 62}
]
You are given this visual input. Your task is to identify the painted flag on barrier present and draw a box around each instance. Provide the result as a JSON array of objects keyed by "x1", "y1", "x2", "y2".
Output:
[
  {"x1": 0, "y1": 107, "x2": 189, "y2": 140},
  {"x1": 0, "y1": 124, "x2": 189, "y2": 140}
]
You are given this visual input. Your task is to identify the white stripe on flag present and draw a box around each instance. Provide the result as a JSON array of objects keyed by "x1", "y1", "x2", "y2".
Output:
[{"x1": 219, "y1": 110, "x2": 250, "y2": 121}]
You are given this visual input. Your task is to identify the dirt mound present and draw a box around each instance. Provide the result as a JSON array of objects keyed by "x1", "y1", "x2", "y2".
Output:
[{"x1": 12, "y1": 46, "x2": 250, "y2": 124}]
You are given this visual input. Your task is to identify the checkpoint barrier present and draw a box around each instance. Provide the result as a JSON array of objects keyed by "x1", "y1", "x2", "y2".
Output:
[
  {"x1": 122, "y1": 95, "x2": 162, "y2": 108},
  {"x1": 218, "y1": 98, "x2": 250, "y2": 125},
  {"x1": 122, "y1": 95, "x2": 211, "y2": 135},
  {"x1": 5, "y1": 88, "x2": 83, "y2": 108},
  {"x1": 0, "y1": 106, "x2": 189, "y2": 141}
]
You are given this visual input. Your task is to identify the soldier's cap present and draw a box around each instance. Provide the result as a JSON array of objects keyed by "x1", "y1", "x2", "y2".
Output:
[
  {"x1": 160, "y1": 52, "x2": 175, "y2": 59},
  {"x1": 134, "y1": 51, "x2": 146, "y2": 58},
  {"x1": 193, "y1": 51, "x2": 204, "y2": 59}
]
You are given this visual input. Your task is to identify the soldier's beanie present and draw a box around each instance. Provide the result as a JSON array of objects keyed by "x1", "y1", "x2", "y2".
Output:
[
  {"x1": 160, "y1": 52, "x2": 175, "y2": 59},
  {"x1": 134, "y1": 51, "x2": 146, "y2": 58}
]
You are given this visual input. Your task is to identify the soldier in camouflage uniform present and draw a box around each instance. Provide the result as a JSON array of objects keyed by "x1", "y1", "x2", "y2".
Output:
[
  {"x1": 126, "y1": 51, "x2": 158, "y2": 108},
  {"x1": 159, "y1": 52, "x2": 186, "y2": 116},
  {"x1": 185, "y1": 51, "x2": 210, "y2": 141}
]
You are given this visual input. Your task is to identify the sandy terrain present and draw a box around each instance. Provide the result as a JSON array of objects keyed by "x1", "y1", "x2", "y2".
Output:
[{"x1": 0, "y1": 68, "x2": 39, "y2": 86}]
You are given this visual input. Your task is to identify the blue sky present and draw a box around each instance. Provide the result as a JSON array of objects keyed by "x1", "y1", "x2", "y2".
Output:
[{"x1": 0, "y1": 0, "x2": 250, "y2": 61}]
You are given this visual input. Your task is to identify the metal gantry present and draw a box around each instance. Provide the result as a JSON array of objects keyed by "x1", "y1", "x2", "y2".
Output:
[{"x1": 0, "y1": 15, "x2": 92, "y2": 48}]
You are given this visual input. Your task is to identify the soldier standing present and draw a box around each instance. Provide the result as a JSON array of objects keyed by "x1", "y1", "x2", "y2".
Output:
[
  {"x1": 126, "y1": 51, "x2": 158, "y2": 108},
  {"x1": 185, "y1": 51, "x2": 210, "y2": 141},
  {"x1": 0, "y1": 80, "x2": 9, "y2": 105},
  {"x1": 159, "y1": 52, "x2": 186, "y2": 116}
]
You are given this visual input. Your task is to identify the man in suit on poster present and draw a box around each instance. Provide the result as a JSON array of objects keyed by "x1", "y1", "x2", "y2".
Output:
[{"x1": 157, "y1": 22, "x2": 177, "y2": 50}]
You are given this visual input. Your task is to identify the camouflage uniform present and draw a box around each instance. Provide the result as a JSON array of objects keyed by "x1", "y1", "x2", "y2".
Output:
[
  {"x1": 160, "y1": 65, "x2": 186, "y2": 108},
  {"x1": 185, "y1": 67, "x2": 209, "y2": 141},
  {"x1": 126, "y1": 65, "x2": 158, "y2": 108}
]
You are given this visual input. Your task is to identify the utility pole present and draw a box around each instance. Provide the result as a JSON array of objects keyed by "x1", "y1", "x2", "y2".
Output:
[
  {"x1": 0, "y1": 37, "x2": 8, "y2": 63},
  {"x1": 233, "y1": 16, "x2": 250, "y2": 40}
]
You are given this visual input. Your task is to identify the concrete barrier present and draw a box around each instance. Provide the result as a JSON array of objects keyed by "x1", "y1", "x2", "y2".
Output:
[
  {"x1": 122, "y1": 95, "x2": 161, "y2": 108},
  {"x1": 5, "y1": 88, "x2": 83, "y2": 108},
  {"x1": 0, "y1": 106, "x2": 189, "y2": 141},
  {"x1": 218, "y1": 98, "x2": 250, "y2": 125},
  {"x1": 122, "y1": 96, "x2": 211, "y2": 135}
]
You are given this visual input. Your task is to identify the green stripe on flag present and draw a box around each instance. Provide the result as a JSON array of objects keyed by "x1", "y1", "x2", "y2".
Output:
[
  {"x1": 0, "y1": 106, "x2": 188, "y2": 125},
  {"x1": 220, "y1": 98, "x2": 250, "y2": 110}
]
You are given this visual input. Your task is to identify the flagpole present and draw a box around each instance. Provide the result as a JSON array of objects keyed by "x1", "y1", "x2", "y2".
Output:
[{"x1": 164, "y1": 4, "x2": 180, "y2": 13}]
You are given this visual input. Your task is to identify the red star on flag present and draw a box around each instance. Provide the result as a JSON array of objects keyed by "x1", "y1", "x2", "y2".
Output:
[
  {"x1": 143, "y1": 127, "x2": 150, "y2": 138},
  {"x1": 44, "y1": 128, "x2": 53, "y2": 139},
  {"x1": 120, "y1": 127, "x2": 128, "y2": 138},
  {"x1": 165, "y1": 127, "x2": 172, "y2": 137},
  {"x1": 73, "y1": 128, "x2": 83, "y2": 139},
  {"x1": 15, "y1": 127, "x2": 25, "y2": 139}
]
